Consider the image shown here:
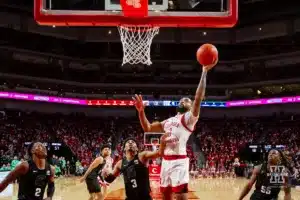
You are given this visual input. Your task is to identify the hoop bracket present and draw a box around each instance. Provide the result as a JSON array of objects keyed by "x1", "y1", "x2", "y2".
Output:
[{"x1": 120, "y1": 0, "x2": 149, "y2": 18}]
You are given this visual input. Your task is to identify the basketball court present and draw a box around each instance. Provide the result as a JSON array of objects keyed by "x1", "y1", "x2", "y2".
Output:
[
  {"x1": 22, "y1": 1, "x2": 300, "y2": 200},
  {"x1": 2, "y1": 177, "x2": 300, "y2": 200}
]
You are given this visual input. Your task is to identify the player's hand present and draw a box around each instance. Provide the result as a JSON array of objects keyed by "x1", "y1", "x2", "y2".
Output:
[
  {"x1": 132, "y1": 94, "x2": 146, "y2": 112},
  {"x1": 79, "y1": 177, "x2": 85, "y2": 183},
  {"x1": 160, "y1": 132, "x2": 169, "y2": 145},
  {"x1": 101, "y1": 169, "x2": 109, "y2": 177},
  {"x1": 203, "y1": 58, "x2": 218, "y2": 72}
]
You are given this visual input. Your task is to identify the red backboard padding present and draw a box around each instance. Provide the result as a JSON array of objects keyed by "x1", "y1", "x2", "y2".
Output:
[
  {"x1": 120, "y1": 0, "x2": 149, "y2": 18},
  {"x1": 34, "y1": 0, "x2": 238, "y2": 28}
]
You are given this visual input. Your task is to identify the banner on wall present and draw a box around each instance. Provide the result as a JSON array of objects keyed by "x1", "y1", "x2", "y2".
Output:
[{"x1": 1, "y1": 91, "x2": 300, "y2": 108}]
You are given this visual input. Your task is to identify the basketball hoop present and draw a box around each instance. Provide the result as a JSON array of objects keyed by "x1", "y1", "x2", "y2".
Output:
[
  {"x1": 118, "y1": 25, "x2": 159, "y2": 65},
  {"x1": 117, "y1": 0, "x2": 159, "y2": 65},
  {"x1": 150, "y1": 138, "x2": 160, "y2": 150}
]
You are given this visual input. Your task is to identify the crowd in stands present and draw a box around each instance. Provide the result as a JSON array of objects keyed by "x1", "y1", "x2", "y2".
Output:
[
  {"x1": 0, "y1": 110, "x2": 299, "y2": 183},
  {"x1": 195, "y1": 119, "x2": 260, "y2": 170}
]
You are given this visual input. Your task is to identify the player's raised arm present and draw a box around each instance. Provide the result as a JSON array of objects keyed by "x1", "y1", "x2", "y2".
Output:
[
  {"x1": 104, "y1": 160, "x2": 122, "y2": 184},
  {"x1": 0, "y1": 162, "x2": 28, "y2": 192},
  {"x1": 133, "y1": 94, "x2": 163, "y2": 132},
  {"x1": 238, "y1": 165, "x2": 260, "y2": 200},
  {"x1": 80, "y1": 157, "x2": 103, "y2": 183},
  {"x1": 191, "y1": 60, "x2": 218, "y2": 118}
]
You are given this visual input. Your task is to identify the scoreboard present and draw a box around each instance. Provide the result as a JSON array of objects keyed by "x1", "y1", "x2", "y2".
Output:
[
  {"x1": 248, "y1": 144, "x2": 286, "y2": 153},
  {"x1": 24, "y1": 142, "x2": 62, "y2": 151}
]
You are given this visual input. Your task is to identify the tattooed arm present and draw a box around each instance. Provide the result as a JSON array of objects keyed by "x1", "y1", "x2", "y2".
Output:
[{"x1": 191, "y1": 59, "x2": 218, "y2": 117}]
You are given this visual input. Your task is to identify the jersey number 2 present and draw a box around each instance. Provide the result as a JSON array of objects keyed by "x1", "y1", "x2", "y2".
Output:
[
  {"x1": 35, "y1": 188, "x2": 41, "y2": 197},
  {"x1": 131, "y1": 179, "x2": 137, "y2": 188}
]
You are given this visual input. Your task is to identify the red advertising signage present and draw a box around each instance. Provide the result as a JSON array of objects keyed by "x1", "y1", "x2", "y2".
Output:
[
  {"x1": 149, "y1": 164, "x2": 161, "y2": 181},
  {"x1": 87, "y1": 100, "x2": 135, "y2": 106}
]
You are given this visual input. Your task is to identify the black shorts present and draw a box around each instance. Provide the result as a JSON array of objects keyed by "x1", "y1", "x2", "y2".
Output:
[
  {"x1": 126, "y1": 194, "x2": 152, "y2": 200},
  {"x1": 250, "y1": 192, "x2": 278, "y2": 200},
  {"x1": 85, "y1": 178, "x2": 101, "y2": 194},
  {"x1": 126, "y1": 197, "x2": 152, "y2": 200}
]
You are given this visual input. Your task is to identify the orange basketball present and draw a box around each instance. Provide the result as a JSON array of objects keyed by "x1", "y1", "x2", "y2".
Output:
[{"x1": 196, "y1": 44, "x2": 218, "y2": 66}]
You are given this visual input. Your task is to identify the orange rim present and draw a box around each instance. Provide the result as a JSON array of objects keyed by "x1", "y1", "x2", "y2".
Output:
[{"x1": 119, "y1": 25, "x2": 159, "y2": 33}]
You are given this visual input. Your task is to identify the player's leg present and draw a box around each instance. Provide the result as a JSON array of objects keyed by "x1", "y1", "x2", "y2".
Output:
[
  {"x1": 101, "y1": 185, "x2": 109, "y2": 199},
  {"x1": 173, "y1": 192, "x2": 188, "y2": 200},
  {"x1": 95, "y1": 192, "x2": 103, "y2": 200},
  {"x1": 98, "y1": 175, "x2": 109, "y2": 199},
  {"x1": 92, "y1": 178, "x2": 103, "y2": 200},
  {"x1": 172, "y1": 180, "x2": 188, "y2": 200},
  {"x1": 86, "y1": 179, "x2": 102, "y2": 200},
  {"x1": 161, "y1": 187, "x2": 173, "y2": 200},
  {"x1": 160, "y1": 159, "x2": 173, "y2": 200},
  {"x1": 170, "y1": 158, "x2": 190, "y2": 200},
  {"x1": 86, "y1": 180, "x2": 93, "y2": 200},
  {"x1": 61, "y1": 167, "x2": 65, "y2": 176}
]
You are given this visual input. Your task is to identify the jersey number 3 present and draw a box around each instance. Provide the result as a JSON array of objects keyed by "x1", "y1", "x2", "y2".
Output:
[
  {"x1": 131, "y1": 179, "x2": 137, "y2": 188},
  {"x1": 35, "y1": 188, "x2": 41, "y2": 197}
]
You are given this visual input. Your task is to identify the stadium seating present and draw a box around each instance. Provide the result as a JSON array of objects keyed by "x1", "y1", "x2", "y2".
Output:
[{"x1": 0, "y1": 110, "x2": 299, "y2": 182}]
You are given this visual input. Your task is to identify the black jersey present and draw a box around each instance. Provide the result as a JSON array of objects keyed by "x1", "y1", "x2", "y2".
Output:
[
  {"x1": 86, "y1": 158, "x2": 106, "y2": 180},
  {"x1": 251, "y1": 163, "x2": 282, "y2": 200},
  {"x1": 18, "y1": 160, "x2": 52, "y2": 200},
  {"x1": 121, "y1": 154, "x2": 151, "y2": 200}
]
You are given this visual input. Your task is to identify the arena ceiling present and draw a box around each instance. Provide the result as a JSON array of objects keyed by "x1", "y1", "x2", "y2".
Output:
[
  {"x1": 0, "y1": 1, "x2": 299, "y2": 49},
  {"x1": 0, "y1": 0, "x2": 299, "y2": 60}
]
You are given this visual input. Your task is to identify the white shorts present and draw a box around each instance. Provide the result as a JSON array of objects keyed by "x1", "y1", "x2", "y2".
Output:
[{"x1": 160, "y1": 156, "x2": 189, "y2": 193}]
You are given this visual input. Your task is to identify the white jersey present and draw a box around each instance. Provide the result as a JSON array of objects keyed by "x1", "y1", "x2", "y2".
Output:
[
  {"x1": 162, "y1": 111, "x2": 198, "y2": 156},
  {"x1": 101, "y1": 157, "x2": 113, "y2": 176}
]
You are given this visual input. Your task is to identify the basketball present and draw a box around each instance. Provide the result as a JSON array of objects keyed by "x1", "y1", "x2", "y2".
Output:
[{"x1": 196, "y1": 44, "x2": 218, "y2": 66}]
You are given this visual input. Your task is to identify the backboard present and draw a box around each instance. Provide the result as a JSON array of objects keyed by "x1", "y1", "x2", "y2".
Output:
[
  {"x1": 144, "y1": 132, "x2": 164, "y2": 146},
  {"x1": 34, "y1": 0, "x2": 238, "y2": 27}
]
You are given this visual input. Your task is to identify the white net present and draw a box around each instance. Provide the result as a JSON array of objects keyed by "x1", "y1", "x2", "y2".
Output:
[
  {"x1": 118, "y1": 25, "x2": 159, "y2": 65},
  {"x1": 150, "y1": 138, "x2": 159, "y2": 151}
]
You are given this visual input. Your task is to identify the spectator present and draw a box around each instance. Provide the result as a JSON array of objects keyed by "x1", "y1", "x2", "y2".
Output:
[
  {"x1": 0, "y1": 109, "x2": 299, "y2": 186},
  {"x1": 0, "y1": 164, "x2": 10, "y2": 171},
  {"x1": 10, "y1": 156, "x2": 20, "y2": 170}
]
